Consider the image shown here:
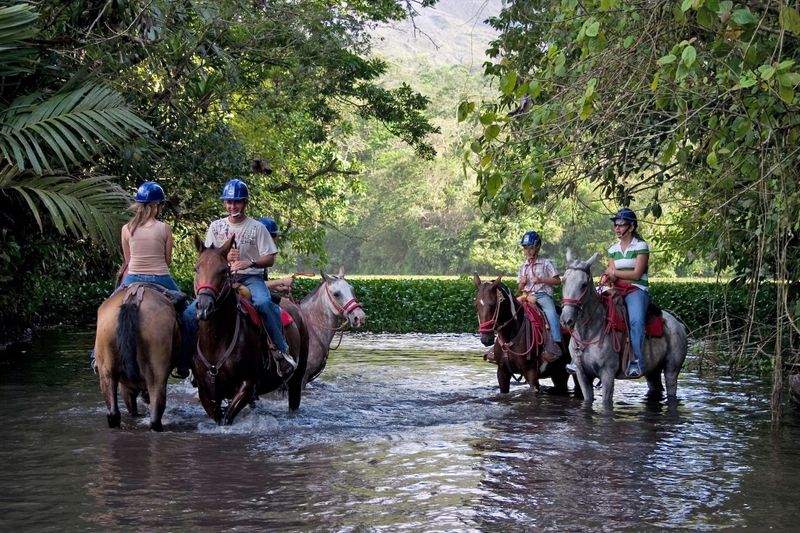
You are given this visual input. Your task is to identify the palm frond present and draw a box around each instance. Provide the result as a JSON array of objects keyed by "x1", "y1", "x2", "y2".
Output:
[
  {"x1": 0, "y1": 168, "x2": 129, "y2": 249},
  {"x1": 0, "y1": 3, "x2": 38, "y2": 77},
  {"x1": 0, "y1": 83, "x2": 153, "y2": 173}
]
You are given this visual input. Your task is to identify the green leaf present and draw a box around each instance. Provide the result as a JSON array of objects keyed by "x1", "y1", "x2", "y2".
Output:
[
  {"x1": 778, "y1": 84, "x2": 795, "y2": 104},
  {"x1": 470, "y1": 140, "x2": 482, "y2": 154},
  {"x1": 480, "y1": 112, "x2": 496, "y2": 125},
  {"x1": 758, "y1": 65, "x2": 776, "y2": 80},
  {"x1": 651, "y1": 71, "x2": 660, "y2": 91},
  {"x1": 731, "y1": 8, "x2": 755, "y2": 25},
  {"x1": 585, "y1": 20, "x2": 600, "y2": 37},
  {"x1": 682, "y1": 45, "x2": 697, "y2": 67},
  {"x1": 681, "y1": 0, "x2": 693, "y2": 12},
  {"x1": 500, "y1": 71, "x2": 517, "y2": 96},
  {"x1": 457, "y1": 101, "x2": 474, "y2": 122},
  {"x1": 486, "y1": 173, "x2": 502, "y2": 197},
  {"x1": 706, "y1": 150, "x2": 718, "y2": 167},
  {"x1": 658, "y1": 54, "x2": 677, "y2": 65},
  {"x1": 623, "y1": 36, "x2": 635, "y2": 48},
  {"x1": 485, "y1": 124, "x2": 501, "y2": 140},
  {"x1": 777, "y1": 72, "x2": 800, "y2": 87},
  {"x1": 779, "y1": 7, "x2": 800, "y2": 35}
]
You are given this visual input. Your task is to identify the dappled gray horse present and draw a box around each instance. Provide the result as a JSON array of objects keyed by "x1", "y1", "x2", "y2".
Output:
[
  {"x1": 299, "y1": 267, "x2": 366, "y2": 386},
  {"x1": 559, "y1": 254, "x2": 688, "y2": 405}
]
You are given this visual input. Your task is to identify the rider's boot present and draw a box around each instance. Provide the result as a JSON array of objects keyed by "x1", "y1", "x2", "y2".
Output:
[{"x1": 272, "y1": 348, "x2": 297, "y2": 378}]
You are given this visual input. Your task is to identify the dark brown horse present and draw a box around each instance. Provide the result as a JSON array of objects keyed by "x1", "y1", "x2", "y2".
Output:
[
  {"x1": 192, "y1": 236, "x2": 308, "y2": 425},
  {"x1": 473, "y1": 274, "x2": 575, "y2": 395},
  {"x1": 94, "y1": 285, "x2": 179, "y2": 431}
]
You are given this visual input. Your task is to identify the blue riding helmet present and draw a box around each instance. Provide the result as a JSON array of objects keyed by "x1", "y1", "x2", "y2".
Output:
[
  {"x1": 134, "y1": 181, "x2": 165, "y2": 204},
  {"x1": 258, "y1": 217, "x2": 281, "y2": 238},
  {"x1": 220, "y1": 179, "x2": 249, "y2": 201},
  {"x1": 610, "y1": 207, "x2": 637, "y2": 224},
  {"x1": 520, "y1": 230, "x2": 541, "y2": 247}
]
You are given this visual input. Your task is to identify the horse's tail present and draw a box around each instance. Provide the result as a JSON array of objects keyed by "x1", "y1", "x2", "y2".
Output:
[{"x1": 117, "y1": 302, "x2": 142, "y2": 382}]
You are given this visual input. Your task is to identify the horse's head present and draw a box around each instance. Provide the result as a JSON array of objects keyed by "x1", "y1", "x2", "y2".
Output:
[
  {"x1": 193, "y1": 235, "x2": 234, "y2": 321},
  {"x1": 321, "y1": 266, "x2": 366, "y2": 328},
  {"x1": 560, "y1": 252, "x2": 598, "y2": 329},
  {"x1": 472, "y1": 273, "x2": 512, "y2": 346}
]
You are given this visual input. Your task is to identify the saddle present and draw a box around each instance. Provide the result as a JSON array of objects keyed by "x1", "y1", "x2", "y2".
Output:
[
  {"x1": 233, "y1": 285, "x2": 294, "y2": 330},
  {"x1": 603, "y1": 283, "x2": 664, "y2": 338},
  {"x1": 121, "y1": 282, "x2": 187, "y2": 309},
  {"x1": 519, "y1": 301, "x2": 562, "y2": 363}
]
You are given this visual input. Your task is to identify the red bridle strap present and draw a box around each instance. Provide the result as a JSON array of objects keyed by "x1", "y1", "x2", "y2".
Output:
[
  {"x1": 195, "y1": 283, "x2": 220, "y2": 297},
  {"x1": 478, "y1": 319, "x2": 496, "y2": 334}
]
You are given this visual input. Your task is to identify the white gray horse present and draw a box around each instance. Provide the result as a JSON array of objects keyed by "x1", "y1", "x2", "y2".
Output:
[
  {"x1": 559, "y1": 254, "x2": 688, "y2": 405},
  {"x1": 299, "y1": 267, "x2": 366, "y2": 386}
]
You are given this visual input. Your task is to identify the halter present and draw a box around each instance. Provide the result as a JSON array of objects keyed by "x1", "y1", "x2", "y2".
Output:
[
  {"x1": 560, "y1": 267, "x2": 591, "y2": 311},
  {"x1": 194, "y1": 266, "x2": 233, "y2": 307},
  {"x1": 324, "y1": 279, "x2": 363, "y2": 318},
  {"x1": 477, "y1": 284, "x2": 519, "y2": 335}
]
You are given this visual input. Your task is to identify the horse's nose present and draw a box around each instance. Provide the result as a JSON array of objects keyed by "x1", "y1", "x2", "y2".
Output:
[
  {"x1": 480, "y1": 333, "x2": 495, "y2": 347},
  {"x1": 351, "y1": 311, "x2": 366, "y2": 328},
  {"x1": 560, "y1": 315, "x2": 573, "y2": 329}
]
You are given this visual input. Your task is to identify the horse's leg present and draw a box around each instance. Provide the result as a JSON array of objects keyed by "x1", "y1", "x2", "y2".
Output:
[
  {"x1": 663, "y1": 316, "x2": 688, "y2": 399},
  {"x1": 196, "y1": 380, "x2": 219, "y2": 422},
  {"x1": 120, "y1": 383, "x2": 140, "y2": 417},
  {"x1": 222, "y1": 380, "x2": 256, "y2": 425},
  {"x1": 525, "y1": 359, "x2": 540, "y2": 393},
  {"x1": 574, "y1": 367, "x2": 594, "y2": 403},
  {"x1": 146, "y1": 370, "x2": 169, "y2": 432},
  {"x1": 497, "y1": 364, "x2": 511, "y2": 394},
  {"x1": 283, "y1": 307, "x2": 308, "y2": 411},
  {"x1": 99, "y1": 371, "x2": 121, "y2": 428},
  {"x1": 599, "y1": 367, "x2": 616, "y2": 407}
]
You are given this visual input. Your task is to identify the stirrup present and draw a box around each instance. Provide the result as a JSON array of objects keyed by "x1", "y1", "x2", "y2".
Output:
[{"x1": 273, "y1": 350, "x2": 297, "y2": 377}]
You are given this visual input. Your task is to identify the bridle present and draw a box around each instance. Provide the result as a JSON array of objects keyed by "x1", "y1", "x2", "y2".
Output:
[
  {"x1": 477, "y1": 284, "x2": 519, "y2": 336},
  {"x1": 194, "y1": 265, "x2": 233, "y2": 313},
  {"x1": 324, "y1": 278, "x2": 363, "y2": 319},
  {"x1": 561, "y1": 267, "x2": 591, "y2": 313}
]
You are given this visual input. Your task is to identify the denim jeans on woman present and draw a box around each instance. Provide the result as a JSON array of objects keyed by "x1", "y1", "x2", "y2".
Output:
[
  {"x1": 624, "y1": 288, "x2": 649, "y2": 369},
  {"x1": 123, "y1": 273, "x2": 181, "y2": 292}
]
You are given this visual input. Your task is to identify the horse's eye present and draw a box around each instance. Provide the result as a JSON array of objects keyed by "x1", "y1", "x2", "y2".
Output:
[{"x1": 333, "y1": 291, "x2": 342, "y2": 298}]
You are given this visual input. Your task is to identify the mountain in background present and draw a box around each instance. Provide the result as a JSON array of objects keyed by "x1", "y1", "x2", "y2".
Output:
[{"x1": 371, "y1": 0, "x2": 504, "y2": 70}]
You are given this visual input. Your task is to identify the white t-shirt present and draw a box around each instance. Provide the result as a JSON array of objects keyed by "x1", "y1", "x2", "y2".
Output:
[{"x1": 205, "y1": 216, "x2": 277, "y2": 275}]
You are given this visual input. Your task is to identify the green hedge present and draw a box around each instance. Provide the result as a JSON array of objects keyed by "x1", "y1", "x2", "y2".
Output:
[{"x1": 27, "y1": 276, "x2": 776, "y2": 335}]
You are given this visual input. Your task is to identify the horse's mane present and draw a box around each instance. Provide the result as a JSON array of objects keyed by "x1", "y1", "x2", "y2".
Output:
[{"x1": 300, "y1": 282, "x2": 324, "y2": 304}]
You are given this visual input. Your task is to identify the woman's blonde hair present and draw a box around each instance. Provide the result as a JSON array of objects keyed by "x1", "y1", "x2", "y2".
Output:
[{"x1": 127, "y1": 202, "x2": 161, "y2": 236}]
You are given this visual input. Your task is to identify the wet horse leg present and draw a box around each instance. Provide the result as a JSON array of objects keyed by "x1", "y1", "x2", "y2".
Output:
[
  {"x1": 120, "y1": 383, "x2": 140, "y2": 417},
  {"x1": 222, "y1": 380, "x2": 256, "y2": 425},
  {"x1": 146, "y1": 379, "x2": 168, "y2": 432},
  {"x1": 99, "y1": 372, "x2": 121, "y2": 428}
]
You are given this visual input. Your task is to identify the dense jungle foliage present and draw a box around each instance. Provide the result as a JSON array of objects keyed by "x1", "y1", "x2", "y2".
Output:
[{"x1": 460, "y1": 0, "x2": 800, "y2": 415}]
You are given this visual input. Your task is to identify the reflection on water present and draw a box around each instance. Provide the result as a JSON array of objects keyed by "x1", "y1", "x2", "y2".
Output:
[{"x1": 1, "y1": 330, "x2": 800, "y2": 531}]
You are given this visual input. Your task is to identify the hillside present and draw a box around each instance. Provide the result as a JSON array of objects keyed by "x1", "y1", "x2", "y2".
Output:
[{"x1": 371, "y1": 0, "x2": 504, "y2": 70}]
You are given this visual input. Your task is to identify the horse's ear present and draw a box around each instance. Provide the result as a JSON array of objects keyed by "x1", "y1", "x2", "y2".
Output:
[
  {"x1": 220, "y1": 236, "x2": 235, "y2": 256},
  {"x1": 565, "y1": 248, "x2": 573, "y2": 264},
  {"x1": 472, "y1": 272, "x2": 481, "y2": 287},
  {"x1": 194, "y1": 234, "x2": 205, "y2": 253},
  {"x1": 586, "y1": 252, "x2": 599, "y2": 268},
  {"x1": 321, "y1": 270, "x2": 330, "y2": 282},
  {"x1": 338, "y1": 265, "x2": 345, "y2": 278},
  {"x1": 490, "y1": 276, "x2": 502, "y2": 289}
]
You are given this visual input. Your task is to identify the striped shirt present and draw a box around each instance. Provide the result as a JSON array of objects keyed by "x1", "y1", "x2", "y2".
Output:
[
  {"x1": 518, "y1": 257, "x2": 558, "y2": 296},
  {"x1": 607, "y1": 237, "x2": 649, "y2": 290}
]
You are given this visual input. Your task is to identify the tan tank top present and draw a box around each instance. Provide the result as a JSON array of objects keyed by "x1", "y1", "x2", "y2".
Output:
[{"x1": 125, "y1": 221, "x2": 170, "y2": 275}]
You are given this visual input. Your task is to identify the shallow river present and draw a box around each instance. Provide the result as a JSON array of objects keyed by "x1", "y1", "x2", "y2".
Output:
[{"x1": 2, "y1": 329, "x2": 800, "y2": 532}]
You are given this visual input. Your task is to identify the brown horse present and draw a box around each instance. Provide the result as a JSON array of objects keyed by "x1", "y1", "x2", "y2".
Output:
[
  {"x1": 192, "y1": 236, "x2": 308, "y2": 425},
  {"x1": 94, "y1": 285, "x2": 179, "y2": 431},
  {"x1": 473, "y1": 274, "x2": 575, "y2": 395},
  {"x1": 299, "y1": 267, "x2": 366, "y2": 386}
]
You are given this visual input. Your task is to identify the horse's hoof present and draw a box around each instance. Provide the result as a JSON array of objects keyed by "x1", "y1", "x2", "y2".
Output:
[
  {"x1": 107, "y1": 413, "x2": 121, "y2": 428},
  {"x1": 150, "y1": 421, "x2": 163, "y2": 432}
]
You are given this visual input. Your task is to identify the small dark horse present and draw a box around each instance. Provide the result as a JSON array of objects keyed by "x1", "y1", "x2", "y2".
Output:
[
  {"x1": 192, "y1": 236, "x2": 308, "y2": 425},
  {"x1": 473, "y1": 274, "x2": 574, "y2": 395},
  {"x1": 94, "y1": 285, "x2": 179, "y2": 431}
]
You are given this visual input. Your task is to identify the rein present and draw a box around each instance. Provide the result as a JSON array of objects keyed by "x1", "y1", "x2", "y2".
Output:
[
  {"x1": 561, "y1": 268, "x2": 624, "y2": 351},
  {"x1": 313, "y1": 280, "x2": 364, "y2": 350}
]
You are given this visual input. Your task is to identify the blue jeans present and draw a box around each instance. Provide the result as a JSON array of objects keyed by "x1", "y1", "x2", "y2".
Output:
[
  {"x1": 238, "y1": 274, "x2": 288, "y2": 352},
  {"x1": 123, "y1": 273, "x2": 181, "y2": 292},
  {"x1": 181, "y1": 275, "x2": 288, "y2": 356},
  {"x1": 625, "y1": 288, "x2": 649, "y2": 368},
  {"x1": 535, "y1": 292, "x2": 561, "y2": 342}
]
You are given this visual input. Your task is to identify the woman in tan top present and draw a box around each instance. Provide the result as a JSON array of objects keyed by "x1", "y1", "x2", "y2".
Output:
[{"x1": 120, "y1": 181, "x2": 180, "y2": 292}]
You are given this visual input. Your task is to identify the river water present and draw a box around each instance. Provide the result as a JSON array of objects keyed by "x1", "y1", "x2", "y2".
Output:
[{"x1": 1, "y1": 329, "x2": 800, "y2": 532}]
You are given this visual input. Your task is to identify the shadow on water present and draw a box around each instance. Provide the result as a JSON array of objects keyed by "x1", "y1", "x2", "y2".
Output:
[{"x1": 2, "y1": 330, "x2": 800, "y2": 531}]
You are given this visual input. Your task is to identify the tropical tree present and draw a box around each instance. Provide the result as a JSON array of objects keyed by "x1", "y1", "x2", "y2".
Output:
[{"x1": 462, "y1": 0, "x2": 800, "y2": 417}]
